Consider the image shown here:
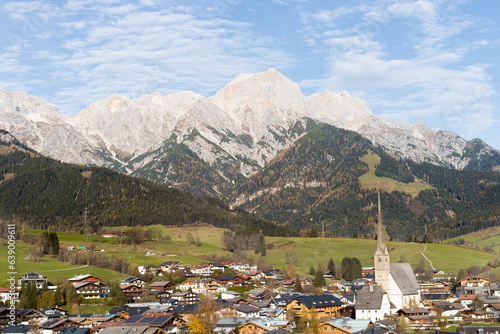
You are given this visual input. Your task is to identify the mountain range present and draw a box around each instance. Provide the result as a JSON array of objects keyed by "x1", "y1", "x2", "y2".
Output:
[
  {"x1": 1, "y1": 69, "x2": 499, "y2": 203},
  {"x1": 1, "y1": 69, "x2": 499, "y2": 240}
]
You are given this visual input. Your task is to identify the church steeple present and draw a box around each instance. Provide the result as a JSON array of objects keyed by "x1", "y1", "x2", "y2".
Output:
[
  {"x1": 376, "y1": 187, "x2": 388, "y2": 255},
  {"x1": 374, "y1": 187, "x2": 391, "y2": 295}
]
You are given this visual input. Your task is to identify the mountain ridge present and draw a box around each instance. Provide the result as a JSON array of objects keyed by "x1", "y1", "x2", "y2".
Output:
[{"x1": 0, "y1": 69, "x2": 498, "y2": 196}]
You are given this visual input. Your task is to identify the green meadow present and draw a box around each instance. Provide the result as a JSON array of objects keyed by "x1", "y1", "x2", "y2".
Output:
[
  {"x1": 1, "y1": 224, "x2": 497, "y2": 287},
  {"x1": 359, "y1": 150, "x2": 434, "y2": 196}
]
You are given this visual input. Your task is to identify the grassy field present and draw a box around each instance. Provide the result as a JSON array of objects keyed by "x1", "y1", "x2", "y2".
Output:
[
  {"x1": 359, "y1": 150, "x2": 434, "y2": 196},
  {"x1": 2, "y1": 224, "x2": 497, "y2": 288},
  {"x1": 0, "y1": 241, "x2": 129, "y2": 286},
  {"x1": 447, "y1": 226, "x2": 500, "y2": 253}
]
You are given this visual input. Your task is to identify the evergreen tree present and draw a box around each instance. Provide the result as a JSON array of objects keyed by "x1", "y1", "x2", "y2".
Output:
[
  {"x1": 54, "y1": 286, "x2": 62, "y2": 306},
  {"x1": 293, "y1": 276, "x2": 304, "y2": 293},
  {"x1": 309, "y1": 266, "x2": 316, "y2": 275},
  {"x1": 327, "y1": 258, "x2": 335, "y2": 274},
  {"x1": 341, "y1": 257, "x2": 362, "y2": 282},
  {"x1": 314, "y1": 265, "x2": 326, "y2": 287}
]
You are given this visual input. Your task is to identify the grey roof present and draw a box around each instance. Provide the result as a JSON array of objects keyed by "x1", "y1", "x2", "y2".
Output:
[
  {"x1": 390, "y1": 263, "x2": 419, "y2": 295},
  {"x1": 327, "y1": 317, "x2": 371, "y2": 334},
  {"x1": 355, "y1": 285, "x2": 387, "y2": 310},
  {"x1": 235, "y1": 304, "x2": 259, "y2": 313},
  {"x1": 1, "y1": 326, "x2": 32, "y2": 334},
  {"x1": 99, "y1": 326, "x2": 149, "y2": 334}
]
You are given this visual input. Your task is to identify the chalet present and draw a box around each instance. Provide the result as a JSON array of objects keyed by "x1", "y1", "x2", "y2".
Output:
[
  {"x1": 430, "y1": 300, "x2": 464, "y2": 317},
  {"x1": 218, "y1": 275, "x2": 244, "y2": 287},
  {"x1": 458, "y1": 277, "x2": 490, "y2": 295},
  {"x1": 419, "y1": 281, "x2": 452, "y2": 295},
  {"x1": 68, "y1": 274, "x2": 101, "y2": 285},
  {"x1": 462, "y1": 309, "x2": 494, "y2": 321},
  {"x1": 145, "y1": 250, "x2": 156, "y2": 256},
  {"x1": 319, "y1": 317, "x2": 371, "y2": 334},
  {"x1": 396, "y1": 308, "x2": 435, "y2": 326},
  {"x1": 286, "y1": 294, "x2": 343, "y2": 318},
  {"x1": 329, "y1": 280, "x2": 352, "y2": 294},
  {"x1": 171, "y1": 292, "x2": 200, "y2": 305},
  {"x1": 230, "y1": 263, "x2": 258, "y2": 273},
  {"x1": 120, "y1": 277, "x2": 146, "y2": 287},
  {"x1": 208, "y1": 263, "x2": 227, "y2": 272},
  {"x1": 73, "y1": 282, "x2": 102, "y2": 299},
  {"x1": 237, "y1": 319, "x2": 291, "y2": 334},
  {"x1": 190, "y1": 264, "x2": 213, "y2": 277},
  {"x1": 149, "y1": 281, "x2": 173, "y2": 293},
  {"x1": 120, "y1": 284, "x2": 144, "y2": 301},
  {"x1": 420, "y1": 294, "x2": 451, "y2": 306},
  {"x1": 159, "y1": 261, "x2": 183, "y2": 273},
  {"x1": 149, "y1": 291, "x2": 172, "y2": 302},
  {"x1": 39, "y1": 318, "x2": 78, "y2": 334},
  {"x1": 144, "y1": 265, "x2": 160, "y2": 276},
  {"x1": 234, "y1": 304, "x2": 260, "y2": 318},
  {"x1": 485, "y1": 303, "x2": 500, "y2": 319},
  {"x1": 115, "y1": 307, "x2": 150, "y2": 319},
  {"x1": 178, "y1": 279, "x2": 225, "y2": 295}
]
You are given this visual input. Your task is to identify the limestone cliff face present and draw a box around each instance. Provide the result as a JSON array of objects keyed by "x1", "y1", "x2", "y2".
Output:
[{"x1": 0, "y1": 69, "x2": 498, "y2": 186}]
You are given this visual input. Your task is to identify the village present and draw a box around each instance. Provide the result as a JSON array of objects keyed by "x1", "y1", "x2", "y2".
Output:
[
  {"x1": 3, "y1": 194, "x2": 500, "y2": 334},
  {"x1": 2, "y1": 263, "x2": 500, "y2": 334}
]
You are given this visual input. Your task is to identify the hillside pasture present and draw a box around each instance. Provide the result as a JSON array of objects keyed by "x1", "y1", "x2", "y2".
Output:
[{"x1": 359, "y1": 150, "x2": 434, "y2": 196}]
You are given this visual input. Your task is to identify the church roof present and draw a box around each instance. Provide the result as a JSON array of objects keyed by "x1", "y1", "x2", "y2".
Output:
[
  {"x1": 390, "y1": 263, "x2": 419, "y2": 295},
  {"x1": 355, "y1": 285, "x2": 387, "y2": 310}
]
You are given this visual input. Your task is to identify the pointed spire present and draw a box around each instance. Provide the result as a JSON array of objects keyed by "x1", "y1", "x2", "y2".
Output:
[{"x1": 377, "y1": 186, "x2": 386, "y2": 251}]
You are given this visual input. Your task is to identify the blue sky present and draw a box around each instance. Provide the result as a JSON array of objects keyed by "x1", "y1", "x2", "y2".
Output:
[{"x1": 1, "y1": 0, "x2": 499, "y2": 149}]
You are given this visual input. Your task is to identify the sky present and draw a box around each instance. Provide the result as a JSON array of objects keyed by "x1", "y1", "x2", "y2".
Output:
[{"x1": 1, "y1": 0, "x2": 499, "y2": 149}]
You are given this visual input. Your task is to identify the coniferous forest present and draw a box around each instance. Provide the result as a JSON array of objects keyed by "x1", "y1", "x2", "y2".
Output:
[{"x1": 0, "y1": 124, "x2": 499, "y2": 242}]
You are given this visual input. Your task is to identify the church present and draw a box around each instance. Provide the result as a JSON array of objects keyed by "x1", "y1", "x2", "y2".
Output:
[{"x1": 355, "y1": 190, "x2": 421, "y2": 321}]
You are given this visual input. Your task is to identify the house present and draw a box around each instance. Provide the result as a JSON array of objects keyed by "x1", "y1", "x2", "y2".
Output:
[
  {"x1": 285, "y1": 294, "x2": 344, "y2": 318},
  {"x1": 171, "y1": 292, "x2": 200, "y2": 305},
  {"x1": 218, "y1": 276, "x2": 244, "y2": 287},
  {"x1": 39, "y1": 318, "x2": 78, "y2": 334},
  {"x1": 458, "y1": 277, "x2": 490, "y2": 295},
  {"x1": 0, "y1": 326, "x2": 33, "y2": 334},
  {"x1": 120, "y1": 284, "x2": 144, "y2": 301},
  {"x1": 149, "y1": 281, "x2": 173, "y2": 293},
  {"x1": 354, "y1": 285, "x2": 391, "y2": 322},
  {"x1": 396, "y1": 308, "x2": 435, "y2": 326},
  {"x1": 234, "y1": 304, "x2": 260, "y2": 318},
  {"x1": 430, "y1": 300, "x2": 464, "y2": 317},
  {"x1": 419, "y1": 281, "x2": 452, "y2": 295},
  {"x1": 190, "y1": 264, "x2": 213, "y2": 277},
  {"x1": 73, "y1": 282, "x2": 102, "y2": 299},
  {"x1": 178, "y1": 279, "x2": 226, "y2": 295},
  {"x1": 68, "y1": 274, "x2": 101, "y2": 285},
  {"x1": 319, "y1": 317, "x2": 371, "y2": 334},
  {"x1": 221, "y1": 291, "x2": 242, "y2": 300},
  {"x1": 145, "y1": 250, "x2": 156, "y2": 256},
  {"x1": 0, "y1": 287, "x2": 20, "y2": 305},
  {"x1": 485, "y1": 303, "x2": 500, "y2": 319},
  {"x1": 18, "y1": 272, "x2": 50, "y2": 290},
  {"x1": 120, "y1": 277, "x2": 146, "y2": 287}
]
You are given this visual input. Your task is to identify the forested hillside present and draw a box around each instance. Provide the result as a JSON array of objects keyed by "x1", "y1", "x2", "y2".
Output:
[
  {"x1": 0, "y1": 136, "x2": 290, "y2": 236},
  {"x1": 233, "y1": 124, "x2": 500, "y2": 241}
]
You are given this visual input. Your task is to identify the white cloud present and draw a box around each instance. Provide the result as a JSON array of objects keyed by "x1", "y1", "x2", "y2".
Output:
[{"x1": 299, "y1": 0, "x2": 498, "y2": 141}]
